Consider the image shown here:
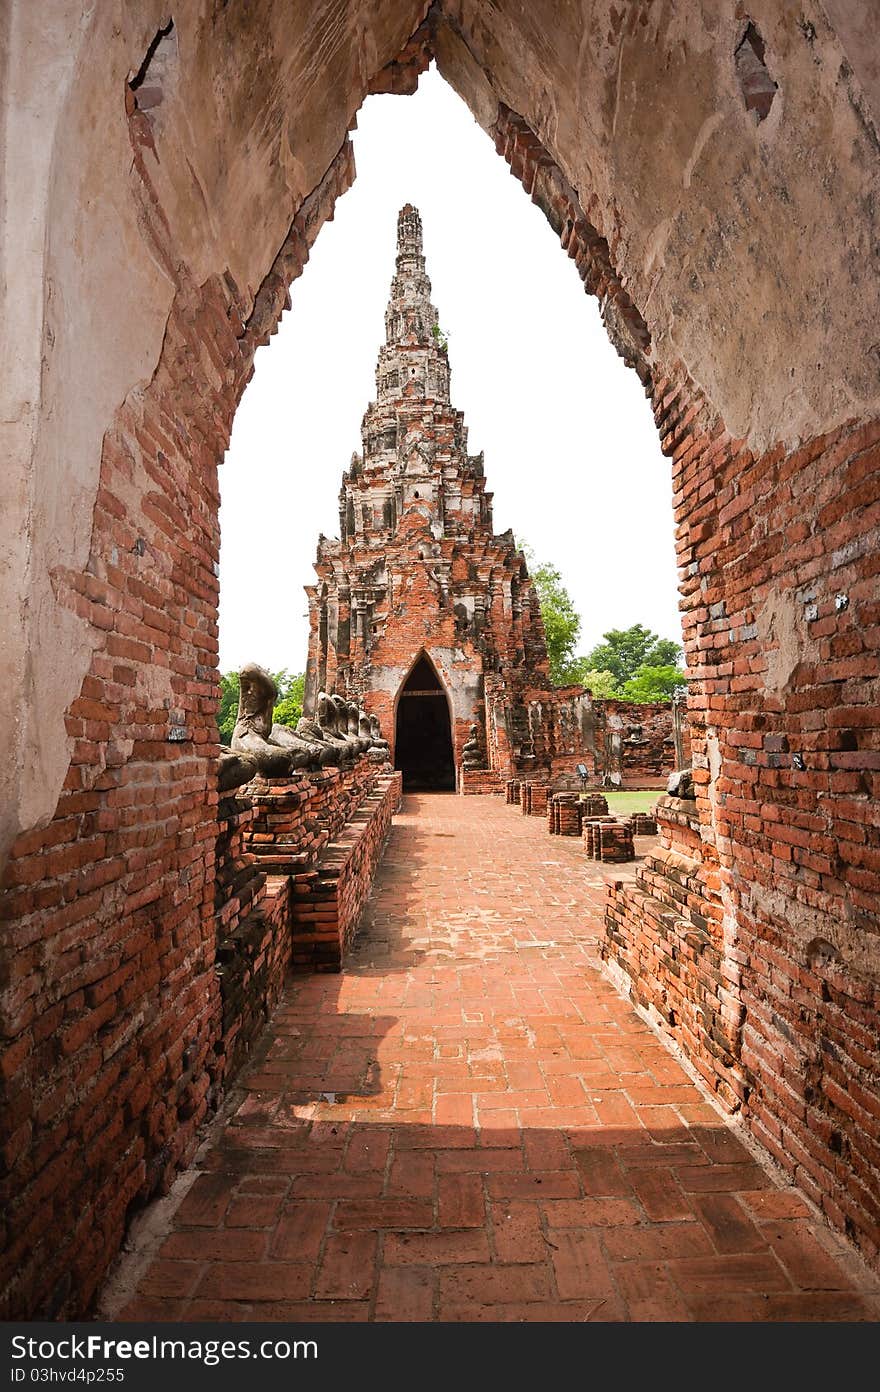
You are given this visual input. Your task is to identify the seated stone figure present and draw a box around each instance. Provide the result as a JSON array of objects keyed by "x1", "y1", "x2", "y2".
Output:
[
  {"x1": 346, "y1": 700, "x2": 371, "y2": 754},
  {"x1": 218, "y1": 747, "x2": 258, "y2": 793},
  {"x1": 329, "y1": 694, "x2": 362, "y2": 758},
  {"x1": 461, "y1": 722, "x2": 485, "y2": 769},
  {"x1": 368, "y1": 713, "x2": 390, "y2": 758},
  {"x1": 317, "y1": 691, "x2": 356, "y2": 763},
  {"x1": 294, "y1": 711, "x2": 341, "y2": 765},
  {"x1": 231, "y1": 663, "x2": 320, "y2": 774}
]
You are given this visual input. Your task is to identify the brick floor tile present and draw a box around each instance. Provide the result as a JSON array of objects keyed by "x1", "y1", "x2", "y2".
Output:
[
  {"x1": 490, "y1": 1200, "x2": 549, "y2": 1263},
  {"x1": 374, "y1": 1266, "x2": 436, "y2": 1320},
  {"x1": 345, "y1": 1127, "x2": 392, "y2": 1172},
  {"x1": 138, "y1": 1262, "x2": 204, "y2": 1299},
  {"x1": 628, "y1": 1167, "x2": 694, "y2": 1223},
  {"x1": 195, "y1": 1263, "x2": 312, "y2": 1302},
  {"x1": 691, "y1": 1193, "x2": 766, "y2": 1254},
  {"x1": 737, "y1": 1189, "x2": 813, "y2": 1220},
  {"x1": 160, "y1": 1231, "x2": 267, "y2": 1262},
  {"x1": 386, "y1": 1151, "x2": 435, "y2": 1196},
  {"x1": 676, "y1": 1164, "x2": 771, "y2": 1192},
  {"x1": 384, "y1": 1231, "x2": 492, "y2": 1266},
  {"x1": 439, "y1": 1263, "x2": 553, "y2": 1305},
  {"x1": 548, "y1": 1230, "x2": 617, "y2": 1301},
  {"x1": 604, "y1": 1223, "x2": 715, "y2": 1263},
  {"x1": 486, "y1": 1170, "x2": 582, "y2": 1200},
  {"x1": 315, "y1": 1233, "x2": 378, "y2": 1299},
  {"x1": 666, "y1": 1253, "x2": 792, "y2": 1294},
  {"x1": 435, "y1": 1146, "x2": 523, "y2": 1173},
  {"x1": 573, "y1": 1148, "x2": 632, "y2": 1197},
  {"x1": 224, "y1": 1194, "x2": 285, "y2": 1228},
  {"x1": 173, "y1": 1173, "x2": 234, "y2": 1226},
  {"x1": 543, "y1": 1197, "x2": 643, "y2": 1228},
  {"x1": 270, "y1": 1202, "x2": 332, "y2": 1262},
  {"x1": 335, "y1": 1199, "x2": 434, "y2": 1231},
  {"x1": 759, "y1": 1220, "x2": 861, "y2": 1290},
  {"x1": 438, "y1": 1173, "x2": 485, "y2": 1228}
]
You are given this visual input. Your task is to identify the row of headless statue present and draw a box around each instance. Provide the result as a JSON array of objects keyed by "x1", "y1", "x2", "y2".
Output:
[{"x1": 218, "y1": 663, "x2": 390, "y2": 793}]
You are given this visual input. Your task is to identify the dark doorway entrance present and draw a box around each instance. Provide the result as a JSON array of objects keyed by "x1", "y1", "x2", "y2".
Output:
[{"x1": 395, "y1": 654, "x2": 456, "y2": 791}]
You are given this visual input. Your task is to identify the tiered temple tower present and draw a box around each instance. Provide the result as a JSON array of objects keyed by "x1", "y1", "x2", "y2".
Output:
[{"x1": 304, "y1": 205, "x2": 594, "y2": 791}]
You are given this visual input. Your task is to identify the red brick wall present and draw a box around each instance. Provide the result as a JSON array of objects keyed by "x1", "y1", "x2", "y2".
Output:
[
  {"x1": 496, "y1": 98, "x2": 880, "y2": 1269},
  {"x1": 291, "y1": 771, "x2": 402, "y2": 970},
  {"x1": 0, "y1": 143, "x2": 356, "y2": 1320}
]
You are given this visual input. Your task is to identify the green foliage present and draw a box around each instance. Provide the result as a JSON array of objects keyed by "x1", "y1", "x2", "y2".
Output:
[
  {"x1": 217, "y1": 668, "x2": 305, "y2": 744},
  {"x1": 519, "y1": 544, "x2": 582, "y2": 686},
  {"x1": 431, "y1": 321, "x2": 449, "y2": 352},
  {"x1": 517, "y1": 545, "x2": 686, "y2": 702},
  {"x1": 563, "y1": 665, "x2": 618, "y2": 698},
  {"x1": 272, "y1": 670, "x2": 306, "y2": 729},
  {"x1": 583, "y1": 624, "x2": 683, "y2": 686},
  {"x1": 619, "y1": 664, "x2": 688, "y2": 703},
  {"x1": 217, "y1": 671, "x2": 240, "y2": 745}
]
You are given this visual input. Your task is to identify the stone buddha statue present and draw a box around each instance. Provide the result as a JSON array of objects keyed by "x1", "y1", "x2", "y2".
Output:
[
  {"x1": 316, "y1": 691, "x2": 356, "y2": 762},
  {"x1": 368, "y1": 713, "x2": 390, "y2": 758},
  {"x1": 231, "y1": 663, "x2": 320, "y2": 774}
]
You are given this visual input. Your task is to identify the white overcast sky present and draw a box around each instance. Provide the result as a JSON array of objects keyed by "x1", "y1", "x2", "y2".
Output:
[{"x1": 218, "y1": 66, "x2": 682, "y2": 676}]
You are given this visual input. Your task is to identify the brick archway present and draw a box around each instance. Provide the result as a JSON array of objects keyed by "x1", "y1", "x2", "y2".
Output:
[
  {"x1": 3, "y1": 2, "x2": 879, "y2": 1315},
  {"x1": 393, "y1": 651, "x2": 456, "y2": 792}
]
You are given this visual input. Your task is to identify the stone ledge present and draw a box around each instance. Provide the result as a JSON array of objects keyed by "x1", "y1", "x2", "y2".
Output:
[{"x1": 291, "y1": 771, "x2": 402, "y2": 973}]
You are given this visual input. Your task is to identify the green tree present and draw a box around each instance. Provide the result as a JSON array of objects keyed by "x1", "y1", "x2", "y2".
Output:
[
  {"x1": 218, "y1": 671, "x2": 240, "y2": 745},
  {"x1": 619, "y1": 664, "x2": 688, "y2": 703},
  {"x1": 519, "y1": 541, "x2": 581, "y2": 685},
  {"x1": 563, "y1": 664, "x2": 618, "y2": 698},
  {"x1": 217, "y1": 668, "x2": 306, "y2": 744},
  {"x1": 272, "y1": 670, "x2": 306, "y2": 729},
  {"x1": 584, "y1": 624, "x2": 682, "y2": 686}
]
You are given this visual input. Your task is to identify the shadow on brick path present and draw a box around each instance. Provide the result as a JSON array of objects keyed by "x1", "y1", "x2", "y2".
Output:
[{"x1": 106, "y1": 795, "x2": 880, "y2": 1322}]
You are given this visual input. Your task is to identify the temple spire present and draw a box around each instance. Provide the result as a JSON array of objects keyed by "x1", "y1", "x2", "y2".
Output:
[
  {"x1": 396, "y1": 203, "x2": 424, "y2": 264},
  {"x1": 384, "y1": 202, "x2": 439, "y2": 350}
]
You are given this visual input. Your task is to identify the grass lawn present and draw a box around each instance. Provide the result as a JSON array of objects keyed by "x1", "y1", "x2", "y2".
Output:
[{"x1": 601, "y1": 789, "x2": 662, "y2": 815}]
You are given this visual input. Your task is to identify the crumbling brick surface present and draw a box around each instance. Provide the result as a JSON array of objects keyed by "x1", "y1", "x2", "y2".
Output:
[
  {"x1": 0, "y1": 148, "x2": 357, "y2": 1320},
  {"x1": 495, "y1": 96, "x2": 880, "y2": 1268}
]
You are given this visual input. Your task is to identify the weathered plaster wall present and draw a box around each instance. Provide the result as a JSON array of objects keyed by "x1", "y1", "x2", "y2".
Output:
[
  {"x1": 436, "y1": 1, "x2": 880, "y2": 449},
  {"x1": 1, "y1": 0, "x2": 428, "y2": 873}
]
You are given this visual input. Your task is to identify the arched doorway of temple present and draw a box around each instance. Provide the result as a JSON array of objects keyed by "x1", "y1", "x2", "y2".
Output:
[{"x1": 394, "y1": 652, "x2": 455, "y2": 792}]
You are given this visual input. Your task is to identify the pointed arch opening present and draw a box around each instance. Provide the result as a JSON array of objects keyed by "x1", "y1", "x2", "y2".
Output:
[{"x1": 394, "y1": 651, "x2": 455, "y2": 792}]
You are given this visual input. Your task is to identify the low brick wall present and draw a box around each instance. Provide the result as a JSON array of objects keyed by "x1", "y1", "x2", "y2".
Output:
[
  {"x1": 602, "y1": 796, "x2": 748, "y2": 1111},
  {"x1": 214, "y1": 758, "x2": 399, "y2": 1071},
  {"x1": 214, "y1": 797, "x2": 292, "y2": 1082},
  {"x1": 291, "y1": 772, "x2": 402, "y2": 971},
  {"x1": 246, "y1": 761, "x2": 383, "y2": 874},
  {"x1": 459, "y1": 768, "x2": 504, "y2": 795}
]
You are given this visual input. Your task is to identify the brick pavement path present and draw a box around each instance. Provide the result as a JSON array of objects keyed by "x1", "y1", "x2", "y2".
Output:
[{"x1": 113, "y1": 795, "x2": 879, "y2": 1321}]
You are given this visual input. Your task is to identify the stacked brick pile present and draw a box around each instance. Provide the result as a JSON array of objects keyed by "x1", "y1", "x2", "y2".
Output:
[
  {"x1": 505, "y1": 779, "x2": 521, "y2": 805},
  {"x1": 548, "y1": 793, "x2": 582, "y2": 836},
  {"x1": 628, "y1": 812, "x2": 659, "y2": 836},
  {"x1": 583, "y1": 817, "x2": 635, "y2": 863},
  {"x1": 519, "y1": 782, "x2": 549, "y2": 816},
  {"x1": 290, "y1": 771, "x2": 402, "y2": 971},
  {"x1": 580, "y1": 793, "x2": 609, "y2": 817}
]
